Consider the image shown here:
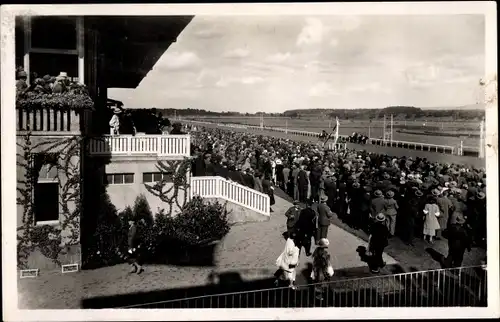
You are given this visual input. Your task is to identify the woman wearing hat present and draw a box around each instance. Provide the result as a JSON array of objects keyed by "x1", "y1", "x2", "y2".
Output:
[
  {"x1": 422, "y1": 195, "x2": 441, "y2": 244},
  {"x1": 311, "y1": 238, "x2": 334, "y2": 300},
  {"x1": 383, "y1": 190, "x2": 399, "y2": 237},
  {"x1": 370, "y1": 189, "x2": 385, "y2": 223},
  {"x1": 367, "y1": 213, "x2": 390, "y2": 273},
  {"x1": 109, "y1": 106, "x2": 122, "y2": 135}
]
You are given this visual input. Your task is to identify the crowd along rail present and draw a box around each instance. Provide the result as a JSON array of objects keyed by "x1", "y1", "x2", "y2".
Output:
[
  {"x1": 88, "y1": 134, "x2": 191, "y2": 158},
  {"x1": 183, "y1": 119, "x2": 476, "y2": 157},
  {"x1": 190, "y1": 176, "x2": 270, "y2": 216},
  {"x1": 121, "y1": 265, "x2": 487, "y2": 309}
]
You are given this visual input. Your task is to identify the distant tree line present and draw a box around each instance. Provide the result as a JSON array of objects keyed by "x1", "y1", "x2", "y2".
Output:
[{"x1": 140, "y1": 105, "x2": 484, "y2": 121}]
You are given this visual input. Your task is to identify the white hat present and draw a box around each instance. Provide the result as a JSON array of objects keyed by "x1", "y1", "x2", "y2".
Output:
[{"x1": 58, "y1": 72, "x2": 68, "y2": 78}]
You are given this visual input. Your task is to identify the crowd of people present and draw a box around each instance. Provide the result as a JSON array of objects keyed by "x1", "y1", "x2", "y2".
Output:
[
  {"x1": 189, "y1": 125, "x2": 487, "y2": 286},
  {"x1": 15, "y1": 68, "x2": 89, "y2": 97}
]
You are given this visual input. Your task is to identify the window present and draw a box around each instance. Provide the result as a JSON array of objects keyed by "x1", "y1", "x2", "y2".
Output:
[
  {"x1": 31, "y1": 16, "x2": 77, "y2": 50},
  {"x1": 32, "y1": 153, "x2": 59, "y2": 224},
  {"x1": 105, "y1": 173, "x2": 134, "y2": 185},
  {"x1": 143, "y1": 172, "x2": 173, "y2": 183},
  {"x1": 30, "y1": 52, "x2": 78, "y2": 80},
  {"x1": 34, "y1": 182, "x2": 59, "y2": 223}
]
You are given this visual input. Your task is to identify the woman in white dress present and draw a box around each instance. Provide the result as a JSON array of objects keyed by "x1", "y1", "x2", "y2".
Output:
[
  {"x1": 275, "y1": 235, "x2": 300, "y2": 289},
  {"x1": 423, "y1": 192, "x2": 441, "y2": 244}
]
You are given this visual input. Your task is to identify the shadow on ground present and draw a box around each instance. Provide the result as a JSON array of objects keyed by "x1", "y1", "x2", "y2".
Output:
[{"x1": 81, "y1": 262, "x2": 485, "y2": 309}]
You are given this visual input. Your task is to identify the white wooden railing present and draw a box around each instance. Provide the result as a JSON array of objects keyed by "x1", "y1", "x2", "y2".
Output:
[
  {"x1": 190, "y1": 176, "x2": 271, "y2": 216},
  {"x1": 88, "y1": 134, "x2": 191, "y2": 157}
]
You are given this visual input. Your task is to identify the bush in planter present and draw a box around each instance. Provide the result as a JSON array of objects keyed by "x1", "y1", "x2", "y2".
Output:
[
  {"x1": 144, "y1": 197, "x2": 231, "y2": 263},
  {"x1": 16, "y1": 92, "x2": 94, "y2": 110}
]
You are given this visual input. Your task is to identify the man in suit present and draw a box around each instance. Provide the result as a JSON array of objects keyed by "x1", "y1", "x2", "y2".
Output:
[
  {"x1": 295, "y1": 199, "x2": 317, "y2": 255},
  {"x1": 317, "y1": 195, "x2": 336, "y2": 242},
  {"x1": 284, "y1": 200, "x2": 301, "y2": 235},
  {"x1": 297, "y1": 164, "x2": 309, "y2": 203}
]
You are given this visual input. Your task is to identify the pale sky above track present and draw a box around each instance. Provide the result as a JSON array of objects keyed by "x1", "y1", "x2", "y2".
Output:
[{"x1": 108, "y1": 15, "x2": 485, "y2": 113}]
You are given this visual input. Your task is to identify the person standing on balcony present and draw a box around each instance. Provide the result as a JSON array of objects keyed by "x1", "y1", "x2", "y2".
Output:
[
  {"x1": 109, "y1": 107, "x2": 122, "y2": 135},
  {"x1": 120, "y1": 110, "x2": 137, "y2": 135},
  {"x1": 367, "y1": 213, "x2": 389, "y2": 274},
  {"x1": 52, "y1": 72, "x2": 68, "y2": 93},
  {"x1": 16, "y1": 69, "x2": 28, "y2": 93}
]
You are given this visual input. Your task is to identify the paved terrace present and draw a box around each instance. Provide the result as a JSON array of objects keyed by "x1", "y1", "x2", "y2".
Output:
[{"x1": 18, "y1": 193, "x2": 484, "y2": 309}]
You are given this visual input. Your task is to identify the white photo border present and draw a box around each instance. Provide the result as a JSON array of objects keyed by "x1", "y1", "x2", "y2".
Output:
[{"x1": 1, "y1": 2, "x2": 498, "y2": 320}]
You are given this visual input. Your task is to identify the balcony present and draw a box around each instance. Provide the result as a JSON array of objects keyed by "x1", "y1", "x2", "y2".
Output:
[
  {"x1": 88, "y1": 134, "x2": 191, "y2": 158},
  {"x1": 17, "y1": 106, "x2": 84, "y2": 133}
]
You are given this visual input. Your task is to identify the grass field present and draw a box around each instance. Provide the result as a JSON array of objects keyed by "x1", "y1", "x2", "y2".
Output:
[{"x1": 185, "y1": 117, "x2": 481, "y2": 148}]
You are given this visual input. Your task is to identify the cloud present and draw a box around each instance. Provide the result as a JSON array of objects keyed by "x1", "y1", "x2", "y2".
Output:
[
  {"x1": 216, "y1": 76, "x2": 264, "y2": 87},
  {"x1": 265, "y1": 52, "x2": 292, "y2": 64},
  {"x1": 296, "y1": 18, "x2": 324, "y2": 46},
  {"x1": 193, "y1": 28, "x2": 224, "y2": 39},
  {"x1": 329, "y1": 38, "x2": 339, "y2": 47},
  {"x1": 349, "y1": 82, "x2": 392, "y2": 94},
  {"x1": 309, "y1": 82, "x2": 339, "y2": 97},
  {"x1": 241, "y1": 76, "x2": 264, "y2": 84},
  {"x1": 157, "y1": 51, "x2": 201, "y2": 71},
  {"x1": 223, "y1": 48, "x2": 250, "y2": 59},
  {"x1": 330, "y1": 16, "x2": 362, "y2": 32}
]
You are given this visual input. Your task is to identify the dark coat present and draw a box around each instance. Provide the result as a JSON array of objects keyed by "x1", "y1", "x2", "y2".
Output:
[
  {"x1": 317, "y1": 202, "x2": 334, "y2": 226},
  {"x1": 296, "y1": 207, "x2": 317, "y2": 235},
  {"x1": 369, "y1": 221, "x2": 389, "y2": 249}
]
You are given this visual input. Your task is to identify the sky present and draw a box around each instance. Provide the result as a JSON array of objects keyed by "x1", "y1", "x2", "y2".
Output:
[{"x1": 108, "y1": 15, "x2": 485, "y2": 113}]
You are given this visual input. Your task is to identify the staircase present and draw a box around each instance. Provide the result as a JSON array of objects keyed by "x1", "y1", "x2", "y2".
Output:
[{"x1": 190, "y1": 176, "x2": 271, "y2": 222}]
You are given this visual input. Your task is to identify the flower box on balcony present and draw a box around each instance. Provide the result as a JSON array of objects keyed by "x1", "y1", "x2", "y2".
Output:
[{"x1": 16, "y1": 92, "x2": 94, "y2": 133}]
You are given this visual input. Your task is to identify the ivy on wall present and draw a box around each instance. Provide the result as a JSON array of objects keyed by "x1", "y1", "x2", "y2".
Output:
[
  {"x1": 16, "y1": 131, "x2": 82, "y2": 269},
  {"x1": 143, "y1": 158, "x2": 192, "y2": 216}
]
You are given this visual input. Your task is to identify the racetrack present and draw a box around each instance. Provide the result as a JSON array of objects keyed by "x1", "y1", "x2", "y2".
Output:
[{"x1": 187, "y1": 121, "x2": 486, "y2": 168}]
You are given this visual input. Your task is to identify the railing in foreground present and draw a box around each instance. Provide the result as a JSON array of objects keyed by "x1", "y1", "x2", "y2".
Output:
[
  {"x1": 88, "y1": 134, "x2": 191, "y2": 157},
  {"x1": 190, "y1": 176, "x2": 270, "y2": 216},
  {"x1": 123, "y1": 265, "x2": 487, "y2": 308}
]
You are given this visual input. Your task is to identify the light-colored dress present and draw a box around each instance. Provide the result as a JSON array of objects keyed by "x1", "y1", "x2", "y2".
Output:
[
  {"x1": 423, "y1": 203, "x2": 441, "y2": 236},
  {"x1": 276, "y1": 238, "x2": 300, "y2": 282}
]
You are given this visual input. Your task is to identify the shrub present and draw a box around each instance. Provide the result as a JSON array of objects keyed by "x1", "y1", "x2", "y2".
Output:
[
  {"x1": 16, "y1": 92, "x2": 94, "y2": 110},
  {"x1": 85, "y1": 195, "x2": 230, "y2": 267}
]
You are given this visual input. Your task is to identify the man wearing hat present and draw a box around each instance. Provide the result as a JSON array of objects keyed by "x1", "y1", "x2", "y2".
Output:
[
  {"x1": 370, "y1": 190, "x2": 385, "y2": 222},
  {"x1": 367, "y1": 213, "x2": 390, "y2": 273},
  {"x1": 444, "y1": 214, "x2": 472, "y2": 268},
  {"x1": 295, "y1": 199, "x2": 317, "y2": 256},
  {"x1": 284, "y1": 200, "x2": 301, "y2": 235},
  {"x1": 127, "y1": 217, "x2": 144, "y2": 274},
  {"x1": 383, "y1": 190, "x2": 399, "y2": 237},
  {"x1": 317, "y1": 195, "x2": 336, "y2": 242}
]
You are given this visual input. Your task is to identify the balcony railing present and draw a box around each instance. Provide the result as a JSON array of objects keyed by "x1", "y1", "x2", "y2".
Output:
[
  {"x1": 17, "y1": 107, "x2": 82, "y2": 132},
  {"x1": 190, "y1": 176, "x2": 270, "y2": 216},
  {"x1": 88, "y1": 134, "x2": 191, "y2": 157},
  {"x1": 122, "y1": 265, "x2": 487, "y2": 309}
]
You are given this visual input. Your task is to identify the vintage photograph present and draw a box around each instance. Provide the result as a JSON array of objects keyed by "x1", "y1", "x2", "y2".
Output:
[{"x1": 1, "y1": 2, "x2": 498, "y2": 320}]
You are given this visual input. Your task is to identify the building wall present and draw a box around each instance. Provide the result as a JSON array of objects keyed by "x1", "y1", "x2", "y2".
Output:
[
  {"x1": 16, "y1": 135, "x2": 82, "y2": 270},
  {"x1": 103, "y1": 156, "x2": 189, "y2": 215}
]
